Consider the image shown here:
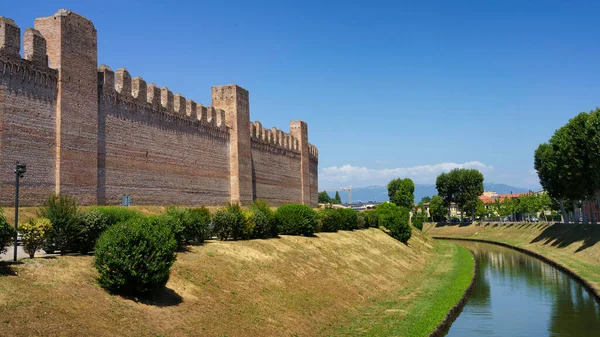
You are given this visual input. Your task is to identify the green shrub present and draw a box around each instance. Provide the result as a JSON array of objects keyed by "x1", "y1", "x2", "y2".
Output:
[
  {"x1": 39, "y1": 195, "x2": 80, "y2": 254},
  {"x1": 156, "y1": 208, "x2": 187, "y2": 247},
  {"x1": 212, "y1": 203, "x2": 245, "y2": 240},
  {"x1": 92, "y1": 206, "x2": 142, "y2": 226},
  {"x1": 338, "y1": 208, "x2": 358, "y2": 230},
  {"x1": 0, "y1": 209, "x2": 15, "y2": 258},
  {"x1": 94, "y1": 217, "x2": 177, "y2": 295},
  {"x1": 246, "y1": 209, "x2": 271, "y2": 239},
  {"x1": 376, "y1": 202, "x2": 411, "y2": 243},
  {"x1": 275, "y1": 204, "x2": 317, "y2": 236},
  {"x1": 357, "y1": 212, "x2": 367, "y2": 229},
  {"x1": 242, "y1": 211, "x2": 256, "y2": 239},
  {"x1": 249, "y1": 200, "x2": 277, "y2": 238},
  {"x1": 412, "y1": 216, "x2": 424, "y2": 231},
  {"x1": 20, "y1": 217, "x2": 52, "y2": 258},
  {"x1": 364, "y1": 210, "x2": 380, "y2": 228},
  {"x1": 77, "y1": 210, "x2": 110, "y2": 254},
  {"x1": 317, "y1": 208, "x2": 340, "y2": 232},
  {"x1": 183, "y1": 207, "x2": 212, "y2": 243}
]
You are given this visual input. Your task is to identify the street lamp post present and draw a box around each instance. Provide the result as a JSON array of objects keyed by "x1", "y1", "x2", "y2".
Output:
[{"x1": 13, "y1": 162, "x2": 26, "y2": 262}]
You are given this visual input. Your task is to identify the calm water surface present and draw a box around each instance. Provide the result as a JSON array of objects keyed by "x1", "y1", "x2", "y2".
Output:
[{"x1": 443, "y1": 241, "x2": 600, "y2": 337}]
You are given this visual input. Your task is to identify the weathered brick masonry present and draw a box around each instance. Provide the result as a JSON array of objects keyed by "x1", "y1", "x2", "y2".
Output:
[{"x1": 0, "y1": 10, "x2": 318, "y2": 207}]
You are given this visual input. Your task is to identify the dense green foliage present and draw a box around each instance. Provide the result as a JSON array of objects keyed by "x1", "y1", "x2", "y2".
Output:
[
  {"x1": 387, "y1": 178, "x2": 415, "y2": 209},
  {"x1": 428, "y1": 195, "x2": 446, "y2": 221},
  {"x1": 275, "y1": 204, "x2": 318, "y2": 236},
  {"x1": 357, "y1": 212, "x2": 367, "y2": 229},
  {"x1": 155, "y1": 207, "x2": 212, "y2": 247},
  {"x1": 436, "y1": 169, "x2": 484, "y2": 220},
  {"x1": 39, "y1": 195, "x2": 80, "y2": 254},
  {"x1": 20, "y1": 217, "x2": 52, "y2": 258},
  {"x1": 183, "y1": 207, "x2": 212, "y2": 243},
  {"x1": 0, "y1": 209, "x2": 15, "y2": 257},
  {"x1": 412, "y1": 216, "x2": 424, "y2": 231},
  {"x1": 212, "y1": 203, "x2": 245, "y2": 240},
  {"x1": 92, "y1": 207, "x2": 142, "y2": 227},
  {"x1": 249, "y1": 200, "x2": 277, "y2": 238},
  {"x1": 317, "y1": 208, "x2": 340, "y2": 232},
  {"x1": 534, "y1": 108, "x2": 600, "y2": 223},
  {"x1": 334, "y1": 191, "x2": 342, "y2": 204},
  {"x1": 318, "y1": 191, "x2": 331, "y2": 204},
  {"x1": 375, "y1": 202, "x2": 411, "y2": 243},
  {"x1": 77, "y1": 210, "x2": 110, "y2": 254},
  {"x1": 94, "y1": 217, "x2": 177, "y2": 294},
  {"x1": 363, "y1": 210, "x2": 380, "y2": 228},
  {"x1": 338, "y1": 208, "x2": 359, "y2": 230}
]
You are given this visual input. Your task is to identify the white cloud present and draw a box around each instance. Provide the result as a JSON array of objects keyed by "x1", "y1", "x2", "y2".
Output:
[{"x1": 319, "y1": 161, "x2": 494, "y2": 187}]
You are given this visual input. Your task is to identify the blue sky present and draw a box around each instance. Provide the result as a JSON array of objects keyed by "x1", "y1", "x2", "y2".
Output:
[{"x1": 5, "y1": 0, "x2": 600, "y2": 190}]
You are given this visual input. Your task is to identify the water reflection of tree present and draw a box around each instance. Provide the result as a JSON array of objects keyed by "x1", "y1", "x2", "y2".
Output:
[
  {"x1": 467, "y1": 254, "x2": 491, "y2": 307},
  {"x1": 458, "y1": 241, "x2": 600, "y2": 336},
  {"x1": 549, "y1": 279, "x2": 600, "y2": 336}
]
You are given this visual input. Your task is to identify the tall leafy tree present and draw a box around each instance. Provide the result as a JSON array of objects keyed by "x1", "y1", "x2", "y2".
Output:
[
  {"x1": 436, "y1": 171, "x2": 459, "y2": 220},
  {"x1": 318, "y1": 191, "x2": 331, "y2": 204},
  {"x1": 535, "y1": 143, "x2": 569, "y2": 222},
  {"x1": 387, "y1": 178, "x2": 415, "y2": 209},
  {"x1": 334, "y1": 191, "x2": 342, "y2": 204},
  {"x1": 456, "y1": 169, "x2": 484, "y2": 220},
  {"x1": 552, "y1": 112, "x2": 594, "y2": 223},
  {"x1": 428, "y1": 195, "x2": 446, "y2": 221}
]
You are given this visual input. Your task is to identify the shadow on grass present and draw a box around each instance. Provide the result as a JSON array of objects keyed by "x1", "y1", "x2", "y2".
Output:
[
  {"x1": 530, "y1": 223, "x2": 600, "y2": 252},
  {"x1": 118, "y1": 287, "x2": 183, "y2": 307},
  {"x1": 0, "y1": 263, "x2": 17, "y2": 276}
]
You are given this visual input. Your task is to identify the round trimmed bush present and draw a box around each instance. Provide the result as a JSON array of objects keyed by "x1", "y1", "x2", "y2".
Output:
[
  {"x1": 0, "y1": 209, "x2": 15, "y2": 258},
  {"x1": 338, "y1": 208, "x2": 359, "y2": 230},
  {"x1": 275, "y1": 204, "x2": 317, "y2": 236},
  {"x1": 94, "y1": 217, "x2": 177, "y2": 294},
  {"x1": 317, "y1": 208, "x2": 340, "y2": 232}
]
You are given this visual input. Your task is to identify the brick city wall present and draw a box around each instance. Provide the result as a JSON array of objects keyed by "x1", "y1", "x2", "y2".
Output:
[{"x1": 0, "y1": 10, "x2": 318, "y2": 207}]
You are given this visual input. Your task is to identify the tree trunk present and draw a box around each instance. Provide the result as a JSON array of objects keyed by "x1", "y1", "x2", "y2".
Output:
[
  {"x1": 448, "y1": 205, "x2": 451, "y2": 222},
  {"x1": 572, "y1": 200, "x2": 579, "y2": 224},
  {"x1": 582, "y1": 201, "x2": 589, "y2": 224},
  {"x1": 559, "y1": 199, "x2": 567, "y2": 223}
]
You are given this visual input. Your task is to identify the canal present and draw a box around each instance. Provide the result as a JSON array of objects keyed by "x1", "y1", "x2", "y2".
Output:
[{"x1": 443, "y1": 240, "x2": 600, "y2": 337}]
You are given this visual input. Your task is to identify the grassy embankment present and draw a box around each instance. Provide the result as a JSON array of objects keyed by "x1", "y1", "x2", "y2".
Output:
[
  {"x1": 425, "y1": 222, "x2": 600, "y2": 293},
  {"x1": 0, "y1": 227, "x2": 473, "y2": 337}
]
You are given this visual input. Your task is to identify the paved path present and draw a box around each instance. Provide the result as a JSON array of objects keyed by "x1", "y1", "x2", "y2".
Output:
[{"x1": 0, "y1": 245, "x2": 45, "y2": 262}]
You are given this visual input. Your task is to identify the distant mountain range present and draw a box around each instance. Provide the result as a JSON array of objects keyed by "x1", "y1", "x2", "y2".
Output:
[{"x1": 324, "y1": 183, "x2": 532, "y2": 204}]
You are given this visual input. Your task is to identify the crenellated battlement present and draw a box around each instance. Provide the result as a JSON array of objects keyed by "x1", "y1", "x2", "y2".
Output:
[
  {"x1": 98, "y1": 65, "x2": 228, "y2": 139},
  {"x1": 308, "y1": 143, "x2": 319, "y2": 162},
  {"x1": 250, "y1": 120, "x2": 300, "y2": 154},
  {"x1": 0, "y1": 18, "x2": 57, "y2": 101},
  {"x1": 0, "y1": 9, "x2": 318, "y2": 207}
]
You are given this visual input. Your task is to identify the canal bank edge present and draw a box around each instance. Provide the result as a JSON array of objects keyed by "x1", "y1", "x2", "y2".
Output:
[
  {"x1": 429, "y1": 245, "x2": 478, "y2": 337},
  {"x1": 433, "y1": 237, "x2": 600, "y2": 303}
]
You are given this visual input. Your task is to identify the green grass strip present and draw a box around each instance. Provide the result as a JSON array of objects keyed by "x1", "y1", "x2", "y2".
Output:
[{"x1": 327, "y1": 241, "x2": 474, "y2": 337}]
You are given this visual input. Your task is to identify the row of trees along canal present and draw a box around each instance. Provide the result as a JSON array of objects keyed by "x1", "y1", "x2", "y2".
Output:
[{"x1": 535, "y1": 107, "x2": 600, "y2": 224}]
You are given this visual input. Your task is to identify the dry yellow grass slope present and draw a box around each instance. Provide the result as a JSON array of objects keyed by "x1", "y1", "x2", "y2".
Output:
[
  {"x1": 0, "y1": 228, "x2": 461, "y2": 337},
  {"x1": 425, "y1": 222, "x2": 600, "y2": 292}
]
